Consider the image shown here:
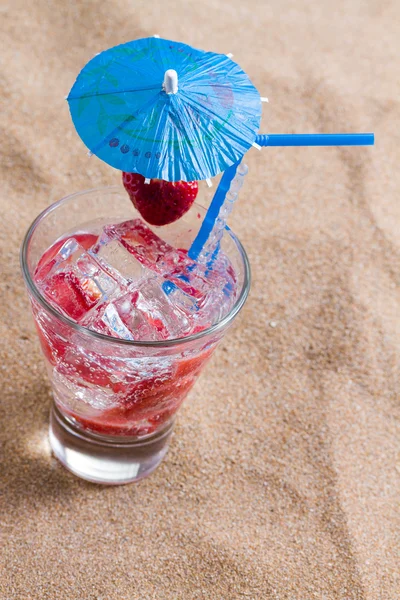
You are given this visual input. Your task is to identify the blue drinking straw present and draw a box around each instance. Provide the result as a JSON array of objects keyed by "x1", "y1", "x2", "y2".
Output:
[
  {"x1": 188, "y1": 132, "x2": 375, "y2": 261},
  {"x1": 188, "y1": 161, "x2": 240, "y2": 261},
  {"x1": 256, "y1": 133, "x2": 374, "y2": 146}
]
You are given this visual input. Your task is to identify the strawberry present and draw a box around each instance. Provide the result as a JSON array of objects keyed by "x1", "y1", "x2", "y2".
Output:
[{"x1": 122, "y1": 172, "x2": 198, "y2": 226}]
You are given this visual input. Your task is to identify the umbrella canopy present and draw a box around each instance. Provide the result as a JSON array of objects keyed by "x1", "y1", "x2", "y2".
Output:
[{"x1": 67, "y1": 37, "x2": 261, "y2": 182}]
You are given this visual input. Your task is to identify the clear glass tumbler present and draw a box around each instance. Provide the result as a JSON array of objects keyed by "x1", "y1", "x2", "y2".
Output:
[{"x1": 20, "y1": 187, "x2": 250, "y2": 484}]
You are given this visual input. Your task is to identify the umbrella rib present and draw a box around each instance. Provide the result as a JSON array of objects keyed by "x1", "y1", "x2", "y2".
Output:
[{"x1": 68, "y1": 85, "x2": 161, "y2": 100}]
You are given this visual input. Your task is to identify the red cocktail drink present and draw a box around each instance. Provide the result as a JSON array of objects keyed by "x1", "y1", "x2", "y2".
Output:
[{"x1": 21, "y1": 188, "x2": 250, "y2": 483}]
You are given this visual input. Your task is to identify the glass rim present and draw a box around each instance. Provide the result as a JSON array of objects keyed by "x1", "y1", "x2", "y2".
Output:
[{"x1": 20, "y1": 185, "x2": 251, "y2": 349}]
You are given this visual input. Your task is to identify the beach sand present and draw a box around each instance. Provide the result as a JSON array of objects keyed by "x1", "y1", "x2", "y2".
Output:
[{"x1": 0, "y1": 1, "x2": 399, "y2": 598}]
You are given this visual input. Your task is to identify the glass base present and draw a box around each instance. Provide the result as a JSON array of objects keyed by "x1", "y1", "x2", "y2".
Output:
[{"x1": 49, "y1": 403, "x2": 173, "y2": 485}]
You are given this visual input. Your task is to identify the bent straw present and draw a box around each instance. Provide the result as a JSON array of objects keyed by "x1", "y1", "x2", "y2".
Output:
[{"x1": 188, "y1": 132, "x2": 374, "y2": 261}]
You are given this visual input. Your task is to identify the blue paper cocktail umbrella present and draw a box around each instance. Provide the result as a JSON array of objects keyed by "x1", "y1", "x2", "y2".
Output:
[{"x1": 67, "y1": 37, "x2": 262, "y2": 182}]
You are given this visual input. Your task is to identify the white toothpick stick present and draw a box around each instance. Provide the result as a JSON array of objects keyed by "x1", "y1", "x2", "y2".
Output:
[
  {"x1": 153, "y1": 34, "x2": 160, "y2": 38},
  {"x1": 87, "y1": 150, "x2": 93, "y2": 157},
  {"x1": 226, "y1": 53, "x2": 234, "y2": 58},
  {"x1": 206, "y1": 178, "x2": 213, "y2": 187},
  {"x1": 144, "y1": 178, "x2": 151, "y2": 184},
  {"x1": 261, "y1": 97, "x2": 269, "y2": 102},
  {"x1": 163, "y1": 69, "x2": 178, "y2": 94},
  {"x1": 252, "y1": 142, "x2": 261, "y2": 151}
]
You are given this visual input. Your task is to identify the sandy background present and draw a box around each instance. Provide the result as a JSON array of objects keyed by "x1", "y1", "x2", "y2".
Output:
[{"x1": 1, "y1": 1, "x2": 399, "y2": 598}]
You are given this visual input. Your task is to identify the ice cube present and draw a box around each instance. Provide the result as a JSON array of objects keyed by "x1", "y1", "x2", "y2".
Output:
[
  {"x1": 136, "y1": 277, "x2": 193, "y2": 339},
  {"x1": 75, "y1": 251, "x2": 119, "y2": 299},
  {"x1": 169, "y1": 249, "x2": 238, "y2": 329},
  {"x1": 37, "y1": 237, "x2": 123, "y2": 321},
  {"x1": 109, "y1": 291, "x2": 162, "y2": 341},
  {"x1": 101, "y1": 303, "x2": 135, "y2": 341},
  {"x1": 99, "y1": 293, "x2": 159, "y2": 342},
  {"x1": 166, "y1": 259, "x2": 229, "y2": 312},
  {"x1": 161, "y1": 280, "x2": 218, "y2": 334},
  {"x1": 103, "y1": 219, "x2": 192, "y2": 276},
  {"x1": 161, "y1": 281, "x2": 198, "y2": 312},
  {"x1": 35, "y1": 237, "x2": 79, "y2": 283},
  {"x1": 82, "y1": 290, "x2": 162, "y2": 341},
  {"x1": 91, "y1": 236, "x2": 145, "y2": 283}
]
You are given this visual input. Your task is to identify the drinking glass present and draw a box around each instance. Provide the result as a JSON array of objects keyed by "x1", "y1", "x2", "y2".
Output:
[{"x1": 20, "y1": 187, "x2": 250, "y2": 484}]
